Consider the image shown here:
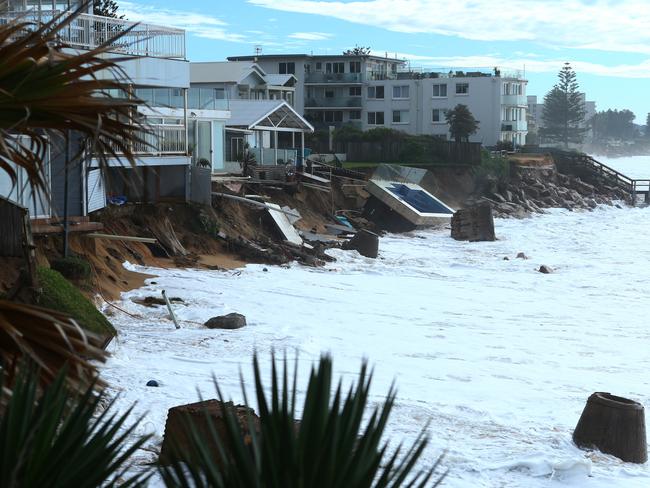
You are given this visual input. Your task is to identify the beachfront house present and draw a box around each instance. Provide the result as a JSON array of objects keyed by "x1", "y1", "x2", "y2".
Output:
[
  {"x1": 228, "y1": 53, "x2": 530, "y2": 147},
  {"x1": 0, "y1": 1, "x2": 229, "y2": 227},
  {"x1": 190, "y1": 62, "x2": 312, "y2": 174}
]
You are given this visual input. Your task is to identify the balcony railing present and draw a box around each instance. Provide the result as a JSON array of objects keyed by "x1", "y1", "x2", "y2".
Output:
[
  {"x1": 248, "y1": 148, "x2": 298, "y2": 165},
  {"x1": 305, "y1": 72, "x2": 364, "y2": 84},
  {"x1": 134, "y1": 126, "x2": 186, "y2": 155},
  {"x1": 501, "y1": 120, "x2": 527, "y2": 132},
  {"x1": 502, "y1": 94, "x2": 528, "y2": 106},
  {"x1": 305, "y1": 97, "x2": 362, "y2": 109},
  {"x1": 0, "y1": 10, "x2": 186, "y2": 59}
]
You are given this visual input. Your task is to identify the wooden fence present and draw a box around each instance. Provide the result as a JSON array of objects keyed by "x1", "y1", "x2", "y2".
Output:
[
  {"x1": 0, "y1": 196, "x2": 27, "y2": 257},
  {"x1": 310, "y1": 140, "x2": 482, "y2": 166}
]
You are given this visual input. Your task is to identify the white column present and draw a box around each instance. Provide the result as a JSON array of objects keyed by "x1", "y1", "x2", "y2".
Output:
[
  {"x1": 274, "y1": 131, "x2": 278, "y2": 165},
  {"x1": 300, "y1": 132, "x2": 305, "y2": 171}
]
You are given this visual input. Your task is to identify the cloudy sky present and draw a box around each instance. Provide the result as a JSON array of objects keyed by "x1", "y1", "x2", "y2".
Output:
[{"x1": 121, "y1": 0, "x2": 650, "y2": 121}]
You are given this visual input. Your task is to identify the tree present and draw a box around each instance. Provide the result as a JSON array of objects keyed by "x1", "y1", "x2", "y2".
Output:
[
  {"x1": 540, "y1": 63, "x2": 587, "y2": 147},
  {"x1": 93, "y1": 0, "x2": 122, "y2": 18},
  {"x1": 591, "y1": 109, "x2": 636, "y2": 141},
  {"x1": 343, "y1": 45, "x2": 371, "y2": 56},
  {"x1": 445, "y1": 104, "x2": 479, "y2": 142},
  {"x1": 646, "y1": 113, "x2": 650, "y2": 138}
]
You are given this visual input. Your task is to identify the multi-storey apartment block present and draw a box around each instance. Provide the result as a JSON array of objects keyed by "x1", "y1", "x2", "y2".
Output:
[{"x1": 228, "y1": 54, "x2": 528, "y2": 147}]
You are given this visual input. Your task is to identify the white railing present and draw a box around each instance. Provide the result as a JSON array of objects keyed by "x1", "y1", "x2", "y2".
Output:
[
  {"x1": 134, "y1": 126, "x2": 186, "y2": 155},
  {"x1": 0, "y1": 10, "x2": 186, "y2": 59}
]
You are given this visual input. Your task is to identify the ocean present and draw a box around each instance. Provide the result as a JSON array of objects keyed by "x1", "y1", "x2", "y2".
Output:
[{"x1": 102, "y1": 156, "x2": 650, "y2": 487}]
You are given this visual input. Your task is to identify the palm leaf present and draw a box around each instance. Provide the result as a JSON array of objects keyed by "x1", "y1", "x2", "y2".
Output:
[
  {"x1": 0, "y1": 299, "x2": 107, "y2": 394},
  {"x1": 159, "y1": 353, "x2": 448, "y2": 487}
]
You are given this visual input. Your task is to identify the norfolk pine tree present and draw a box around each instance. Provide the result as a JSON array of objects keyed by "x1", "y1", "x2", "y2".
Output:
[{"x1": 541, "y1": 63, "x2": 587, "y2": 147}]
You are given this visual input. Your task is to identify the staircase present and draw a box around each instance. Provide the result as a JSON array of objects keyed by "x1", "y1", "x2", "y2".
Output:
[{"x1": 554, "y1": 152, "x2": 650, "y2": 206}]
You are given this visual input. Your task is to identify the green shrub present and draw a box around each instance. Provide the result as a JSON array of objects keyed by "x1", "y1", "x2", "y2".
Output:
[
  {"x1": 474, "y1": 153, "x2": 511, "y2": 191},
  {"x1": 0, "y1": 363, "x2": 150, "y2": 487},
  {"x1": 51, "y1": 256, "x2": 91, "y2": 280},
  {"x1": 36, "y1": 267, "x2": 116, "y2": 339},
  {"x1": 160, "y1": 354, "x2": 447, "y2": 488}
]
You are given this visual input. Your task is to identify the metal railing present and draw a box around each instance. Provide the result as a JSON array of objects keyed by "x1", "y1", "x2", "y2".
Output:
[
  {"x1": 305, "y1": 72, "x2": 364, "y2": 84},
  {"x1": 134, "y1": 126, "x2": 186, "y2": 155},
  {"x1": 249, "y1": 148, "x2": 298, "y2": 165},
  {"x1": 0, "y1": 10, "x2": 186, "y2": 59}
]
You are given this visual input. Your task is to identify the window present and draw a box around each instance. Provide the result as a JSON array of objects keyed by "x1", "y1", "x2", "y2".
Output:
[
  {"x1": 325, "y1": 89, "x2": 335, "y2": 98},
  {"x1": 455, "y1": 83, "x2": 469, "y2": 95},
  {"x1": 315, "y1": 62, "x2": 322, "y2": 71},
  {"x1": 350, "y1": 61, "x2": 361, "y2": 73},
  {"x1": 349, "y1": 110, "x2": 361, "y2": 120},
  {"x1": 324, "y1": 111, "x2": 343, "y2": 123},
  {"x1": 333, "y1": 62, "x2": 345, "y2": 74},
  {"x1": 392, "y1": 110, "x2": 409, "y2": 124},
  {"x1": 432, "y1": 84, "x2": 447, "y2": 97},
  {"x1": 279, "y1": 62, "x2": 295, "y2": 74},
  {"x1": 367, "y1": 86, "x2": 385, "y2": 99},
  {"x1": 432, "y1": 109, "x2": 444, "y2": 123},
  {"x1": 367, "y1": 111, "x2": 385, "y2": 125},
  {"x1": 392, "y1": 85, "x2": 410, "y2": 99},
  {"x1": 349, "y1": 86, "x2": 361, "y2": 97}
]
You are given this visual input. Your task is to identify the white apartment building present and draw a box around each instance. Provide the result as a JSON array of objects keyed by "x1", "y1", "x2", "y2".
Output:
[{"x1": 227, "y1": 54, "x2": 528, "y2": 147}]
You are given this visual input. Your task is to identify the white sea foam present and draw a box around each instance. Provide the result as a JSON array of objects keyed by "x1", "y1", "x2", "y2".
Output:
[{"x1": 102, "y1": 204, "x2": 650, "y2": 487}]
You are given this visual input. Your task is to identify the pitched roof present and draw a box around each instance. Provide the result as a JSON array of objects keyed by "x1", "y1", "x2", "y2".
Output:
[
  {"x1": 190, "y1": 61, "x2": 266, "y2": 84},
  {"x1": 264, "y1": 74, "x2": 296, "y2": 87},
  {"x1": 227, "y1": 100, "x2": 313, "y2": 132}
]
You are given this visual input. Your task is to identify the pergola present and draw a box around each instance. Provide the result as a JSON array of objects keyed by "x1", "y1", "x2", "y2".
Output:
[{"x1": 227, "y1": 100, "x2": 314, "y2": 165}]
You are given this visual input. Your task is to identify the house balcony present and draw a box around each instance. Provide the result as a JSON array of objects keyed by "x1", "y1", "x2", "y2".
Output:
[
  {"x1": 310, "y1": 120, "x2": 362, "y2": 130},
  {"x1": 0, "y1": 10, "x2": 185, "y2": 59},
  {"x1": 248, "y1": 148, "x2": 298, "y2": 166},
  {"x1": 501, "y1": 94, "x2": 528, "y2": 107},
  {"x1": 501, "y1": 120, "x2": 528, "y2": 132},
  {"x1": 305, "y1": 72, "x2": 364, "y2": 84},
  {"x1": 305, "y1": 97, "x2": 362, "y2": 109}
]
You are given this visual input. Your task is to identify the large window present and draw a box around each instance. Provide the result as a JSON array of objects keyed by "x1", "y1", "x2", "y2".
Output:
[
  {"x1": 392, "y1": 85, "x2": 410, "y2": 99},
  {"x1": 279, "y1": 62, "x2": 295, "y2": 74},
  {"x1": 432, "y1": 84, "x2": 447, "y2": 97},
  {"x1": 392, "y1": 110, "x2": 409, "y2": 124},
  {"x1": 455, "y1": 83, "x2": 469, "y2": 95},
  {"x1": 367, "y1": 86, "x2": 385, "y2": 99},
  {"x1": 325, "y1": 89, "x2": 335, "y2": 98},
  {"x1": 350, "y1": 61, "x2": 361, "y2": 73},
  {"x1": 326, "y1": 62, "x2": 345, "y2": 74},
  {"x1": 349, "y1": 86, "x2": 362, "y2": 97},
  {"x1": 432, "y1": 109, "x2": 445, "y2": 123},
  {"x1": 349, "y1": 110, "x2": 361, "y2": 120},
  {"x1": 367, "y1": 111, "x2": 385, "y2": 125}
]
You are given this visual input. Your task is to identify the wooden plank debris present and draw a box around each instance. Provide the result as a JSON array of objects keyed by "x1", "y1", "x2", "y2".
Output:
[
  {"x1": 162, "y1": 290, "x2": 181, "y2": 329},
  {"x1": 266, "y1": 203, "x2": 303, "y2": 246},
  {"x1": 85, "y1": 233, "x2": 158, "y2": 244}
]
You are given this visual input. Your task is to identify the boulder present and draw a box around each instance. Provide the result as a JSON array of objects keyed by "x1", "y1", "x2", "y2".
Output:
[
  {"x1": 159, "y1": 400, "x2": 260, "y2": 466},
  {"x1": 451, "y1": 204, "x2": 496, "y2": 242},
  {"x1": 538, "y1": 265, "x2": 554, "y2": 274},
  {"x1": 204, "y1": 313, "x2": 247, "y2": 329},
  {"x1": 516, "y1": 252, "x2": 529, "y2": 260}
]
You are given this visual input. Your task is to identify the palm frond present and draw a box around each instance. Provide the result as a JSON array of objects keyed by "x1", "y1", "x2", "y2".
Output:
[
  {"x1": 159, "y1": 353, "x2": 448, "y2": 487},
  {"x1": 0, "y1": 361, "x2": 151, "y2": 487},
  {"x1": 0, "y1": 299, "x2": 107, "y2": 394}
]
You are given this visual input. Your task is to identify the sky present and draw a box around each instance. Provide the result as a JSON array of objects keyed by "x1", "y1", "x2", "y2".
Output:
[{"x1": 121, "y1": 0, "x2": 650, "y2": 123}]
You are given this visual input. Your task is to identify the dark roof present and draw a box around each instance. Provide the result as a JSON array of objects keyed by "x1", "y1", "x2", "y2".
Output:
[{"x1": 228, "y1": 54, "x2": 406, "y2": 64}]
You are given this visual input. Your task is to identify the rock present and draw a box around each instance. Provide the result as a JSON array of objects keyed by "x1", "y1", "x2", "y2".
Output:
[
  {"x1": 146, "y1": 380, "x2": 160, "y2": 387},
  {"x1": 263, "y1": 267, "x2": 268, "y2": 272},
  {"x1": 504, "y1": 190, "x2": 514, "y2": 202},
  {"x1": 342, "y1": 229, "x2": 379, "y2": 258},
  {"x1": 159, "y1": 400, "x2": 260, "y2": 466},
  {"x1": 204, "y1": 313, "x2": 247, "y2": 329},
  {"x1": 503, "y1": 256, "x2": 510, "y2": 261},
  {"x1": 538, "y1": 265, "x2": 554, "y2": 274},
  {"x1": 133, "y1": 296, "x2": 184, "y2": 307},
  {"x1": 516, "y1": 252, "x2": 529, "y2": 260},
  {"x1": 451, "y1": 204, "x2": 496, "y2": 242},
  {"x1": 492, "y1": 192, "x2": 507, "y2": 203}
]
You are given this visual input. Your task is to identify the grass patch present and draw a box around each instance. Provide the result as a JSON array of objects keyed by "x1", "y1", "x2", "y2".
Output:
[{"x1": 36, "y1": 267, "x2": 116, "y2": 339}]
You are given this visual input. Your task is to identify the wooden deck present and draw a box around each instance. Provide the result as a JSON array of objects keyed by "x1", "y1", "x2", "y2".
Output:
[{"x1": 31, "y1": 216, "x2": 103, "y2": 235}]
